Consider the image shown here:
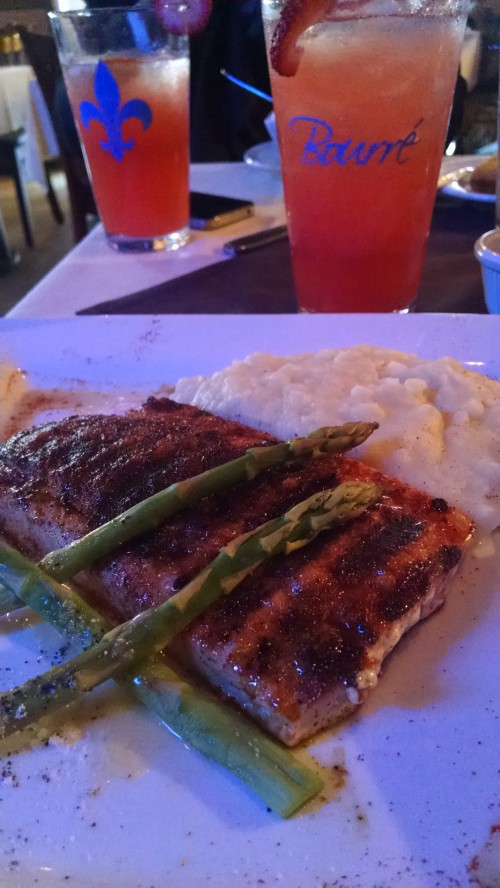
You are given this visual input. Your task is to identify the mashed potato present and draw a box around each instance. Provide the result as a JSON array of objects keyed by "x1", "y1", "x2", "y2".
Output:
[{"x1": 173, "y1": 345, "x2": 500, "y2": 535}]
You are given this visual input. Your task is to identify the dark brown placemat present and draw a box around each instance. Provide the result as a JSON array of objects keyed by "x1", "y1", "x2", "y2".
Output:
[
  {"x1": 415, "y1": 195, "x2": 493, "y2": 313},
  {"x1": 78, "y1": 194, "x2": 494, "y2": 315},
  {"x1": 78, "y1": 239, "x2": 298, "y2": 315}
]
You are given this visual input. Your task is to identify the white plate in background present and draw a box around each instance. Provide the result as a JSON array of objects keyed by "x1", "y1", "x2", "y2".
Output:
[{"x1": 438, "y1": 154, "x2": 496, "y2": 203}]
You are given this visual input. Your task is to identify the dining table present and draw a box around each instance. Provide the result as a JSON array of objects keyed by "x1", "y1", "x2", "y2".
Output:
[
  {"x1": 5, "y1": 153, "x2": 495, "y2": 318},
  {"x1": 1, "y1": 152, "x2": 499, "y2": 888}
]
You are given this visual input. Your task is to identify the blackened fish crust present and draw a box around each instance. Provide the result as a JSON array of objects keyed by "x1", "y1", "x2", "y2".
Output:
[{"x1": 0, "y1": 398, "x2": 474, "y2": 745}]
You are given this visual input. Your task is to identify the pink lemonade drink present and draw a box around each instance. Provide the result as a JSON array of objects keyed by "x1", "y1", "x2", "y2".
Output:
[
  {"x1": 263, "y1": 0, "x2": 468, "y2": 311},
  {"x1": 64, "y1": 55, "x2": 189, "y2": 243},
  {"x1": 50, "y1": 6, "x2": 191, "y2": 252}
]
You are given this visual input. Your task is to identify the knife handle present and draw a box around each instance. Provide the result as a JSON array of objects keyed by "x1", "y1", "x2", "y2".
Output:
[{"x1": 223, "y1": 225, "x2": 288, "y2": 257}]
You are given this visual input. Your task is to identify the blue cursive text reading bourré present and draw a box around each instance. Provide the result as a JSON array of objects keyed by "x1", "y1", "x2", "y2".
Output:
[{"x1": 290, "y1": 116, "x2": 423, "y2": 167}]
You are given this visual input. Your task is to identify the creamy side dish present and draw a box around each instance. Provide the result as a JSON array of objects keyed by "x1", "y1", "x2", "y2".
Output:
[{"x1": 173, "y1": 345, "x2": 500, "y2": 534}]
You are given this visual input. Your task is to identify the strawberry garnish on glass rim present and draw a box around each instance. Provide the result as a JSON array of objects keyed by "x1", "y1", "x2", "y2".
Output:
[
  {"x1": 270, "y1": 0, "x2": 332, "y2": 77},
  {"x1": 153, "y1": 0, "x2": 212, "y2": 35}
]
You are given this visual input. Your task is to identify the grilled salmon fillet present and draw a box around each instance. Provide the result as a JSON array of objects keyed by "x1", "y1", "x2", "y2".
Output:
[{"x1": 0, "y1": 398, "x2": 473, "y2": 745}]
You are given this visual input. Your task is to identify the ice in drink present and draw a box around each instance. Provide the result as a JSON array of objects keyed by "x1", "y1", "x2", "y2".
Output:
[
  {"x1": 64, "y1": 54, "x2": 189, "y2": 243},
  {"x1": 264, "y1": 4, "x2": 466, "y2": 311}
]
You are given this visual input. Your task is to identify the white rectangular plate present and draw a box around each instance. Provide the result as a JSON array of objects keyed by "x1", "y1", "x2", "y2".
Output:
[{"x1": 0, "y1": 314, "x2": 499, "y2": 888}]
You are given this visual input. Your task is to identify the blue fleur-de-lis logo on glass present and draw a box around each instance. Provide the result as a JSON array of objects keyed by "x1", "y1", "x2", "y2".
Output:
[{"x1": 79, "y1": 60, "x2": 153, "y2": 163}]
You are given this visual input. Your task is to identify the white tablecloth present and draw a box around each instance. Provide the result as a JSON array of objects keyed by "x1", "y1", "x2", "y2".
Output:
[
  {"x1": 0, "y1": 64, "x2": 59, "y2": 189},
  {"x1": 7, "y1": 162, "x2": 285, "y2": 318}
]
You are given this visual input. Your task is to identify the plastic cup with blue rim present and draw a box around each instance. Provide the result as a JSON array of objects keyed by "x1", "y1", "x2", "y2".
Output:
[{"x1": 475, "y1": 229, "x2": 500, "y2": 314}]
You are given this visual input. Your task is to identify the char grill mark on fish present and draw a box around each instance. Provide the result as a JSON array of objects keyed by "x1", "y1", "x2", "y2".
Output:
[
  {"x1": 180, "y1": 482, "x2": 471, "y2": 737},
  {"x1": 0, "y1": 398, "x2": 275, "y2": 526},
  {"x1": 0, "y1": 398, "x2": 474, "y2": 745}
]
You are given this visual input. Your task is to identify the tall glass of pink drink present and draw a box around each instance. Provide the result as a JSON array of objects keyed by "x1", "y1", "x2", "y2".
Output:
[
  {"x1": 50, "y1": 6, "x2": 190, "y2": 252},
  {"x1": 262, "y1": 0, "x2": 469, "y2": 311}
]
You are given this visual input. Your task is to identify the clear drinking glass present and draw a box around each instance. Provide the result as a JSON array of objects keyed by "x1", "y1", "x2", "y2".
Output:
[
  {"x1": 262, "y1": 0, "x2": 470, "y2": 311},
  {"x1": 50, "y1": 6, "x2": 190, "y2": 252}
]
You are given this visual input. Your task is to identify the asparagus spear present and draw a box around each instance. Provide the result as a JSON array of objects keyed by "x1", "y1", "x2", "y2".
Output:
[
  {"x1": 0, "y1": 542, "x2": 321, "y2": 817},
  {"x1": 40, "y1": 421, "x2": 377, "y2": 581},
  {"x1": 0, "y1": 481, "x2": 380, "y2": 741},
  {"x1": 0, "y1": 427, "x2": 378, "y2": 815},
  {"x1": 0, "y1": 422, "x2": 377, "y2": 615},
  {"x1": 0, "y1": 546, "x2": 107, "y2": 647},
  {"x1": 120, "y1": 662, "x2": 322, "y2": 818}
]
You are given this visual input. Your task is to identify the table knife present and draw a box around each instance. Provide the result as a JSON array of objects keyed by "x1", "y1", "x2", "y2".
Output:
[{"x1": 223, "y1": 225, "x2": 288, "y2": 257}]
